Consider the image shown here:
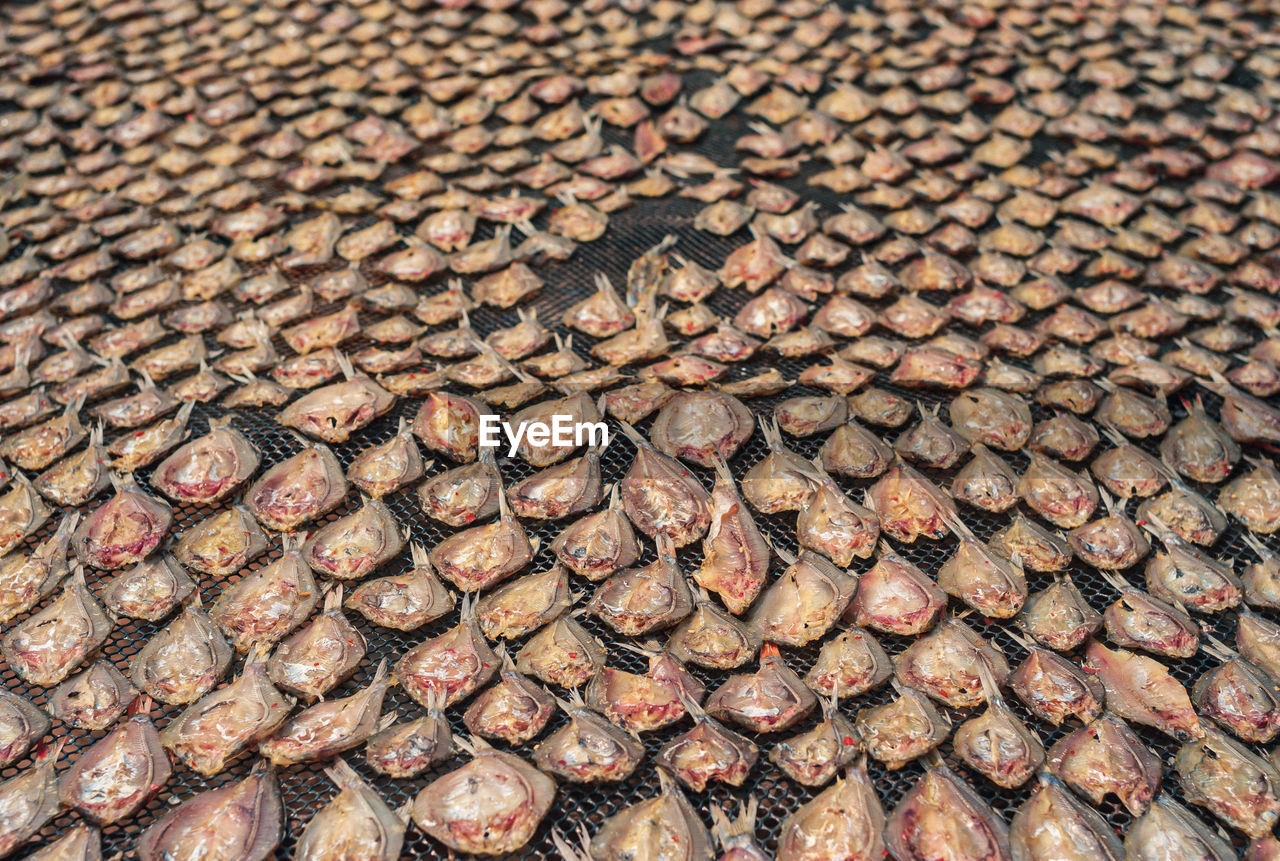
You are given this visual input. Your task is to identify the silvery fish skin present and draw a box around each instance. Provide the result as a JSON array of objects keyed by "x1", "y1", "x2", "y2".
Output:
[
  {"x1": 795, "y1": 462, "x2": 879, "y2": 566},
  {"x1": 394, "y1": 601, "x2": 497, "y2": 708},
  {"x1": 649, "y1": 390, "x2": 754, "y2": 468},
  {"x1": 0, "y1": 473, "x2": 51, "y2": 556},
  {"x1": 560, "y1": 769, "x2": 712, "y2": 861},
  {"x1": 936, "y1": 523, "x2": 1027, "y2": 619},
  {"x1": 365, "y1": 691, "x2": 452, "y2": 779},
  {"x1": 346, "y1": 543, "x2": 456, "y2": 632},
  {"x1": 412, "y1": 743, "x2": 556, "y2": 856},
  {"x1": 1017, "y1": 570, "x2": 1102, "y2": 651},
  {"x1": 952, "y1": 660, "x2": 1044, "y2": 789},
  {"x1": 1009, "y1": 646, "x2": 1105, "y2": 727},
  {"x1": 885, "y1": 759, "x2": 1012, "y2": 861},
  {"x1": 150, "y1": 416, "x2": 260, "y2": 504},
  {"x1": 894, "y1": 403, "x2": 970, "y2": 469},
  {"x1": 100, "y1": 554, "x2": 195, "y2": 621},
  {"x1": 894, "y1": 619, "x2": 1010, "y2": 709},
  {"x1": 160, "y1": 650, "x2": 294, "y2": 776},
  {"x1": 951, "y1": 443, "x2": 1019, "y2": 513},
  {"x1": 516, "y1": 615, "x2": 607, "y2": 689},
  {"x1": 617, "y1": 420, "x2": 711, "y2": 547},
  {"x1": 303, "y1": 497, "x2": 405, "y2": 580},
  {"x1": 419, "y1": 449, "x2": 500, "y2": 527},
  {"x1": 705, "y1": 645, "x2": 817, "y2": 734},
  {"x1": 1084, "y1": 640, "x2": 1202, "y2": 740},
  {"x1": 588, "y1": 535, "x2": 694, "y2": 636},
  {"x1": 429, "y1": 485, "x2": 535, "y2": 591},
  {"x1": 268, "y1": 586, "x2": 366, "y2": 701},
  {"x1": 259, "y1": 660, "x2": 391, "y2": 766},
  {"x1": 1009, "y1": 774, "x2": 1124, "y2": 861},
  {"x1": 776, "y1": 760, "x2": 885, "y2": 861},
  {"x1": 211, "y1": 539, "x2": 319, "y2": 653},
  {"x1": 58, "y1": 707, "x2": 169, "y2": 824},
  {"x1": 244, "y1": 441, "x2": 348, "y2": 532},
  {"x1": 768, "y1": 693, "x2": 859, "y2": 787},
  {"x1": 511, "y1": 392, "x2": 602, "y2": 467},
  {"x1": 949, "y1": 387, "x2": 1033, "y2": 451},
  {"x1": 1143, "y1": 528, "x2": 1243, "y2": 614},
  {"x1": 1102, "y1": 575, "x2": 1199, "y2": 659},
  {"x1": 0, "y1": 511, "x2": 77, "y2": 624},
  {"x1": 0, "y1": 741, "x2": 63, "y2": 858},
  {"x1": 34, "y1": 423, "x2": 109, "y2": 506},
  {"x1": 73, "y1": 473, "x2": 172, "y2": 569},
  {"x1": 173, "y1": 505, "x2": 269, "y2": 576},
  {"x1": 463, "y1": 663, "x2": 556, "y2": 746},
  {"x1": 411, "y1": 391, "x2": 485, "y2": 462},
  {"x1": 533, "y1": 696, "x2": 645, "y2": 783},
  {"x1": 1160, "y1": 399, "x2": 1240, "y2": 484},
  {"x1": 1047, "y1": 713, "x2": 1162, "y2": 815},
  {"x1": 845, "y1": 543, "x2": 946, "y2": 636},
  {"x1": 108, "y1": 401, "x2": 192, "y2": 473},
  {"x1": 1238, "y1": 608, "x2": 1280, "y2": 684},
  {"x1": 992, "y1": 513, "x2": 1074, "y2": 572},
  {"x1": 0, "y1": 690, "x2": 47, "y2": 769},
  {"x1": 749, "y1": 549, "x2": 855, "y2": 647},
  {"x1": 507, "y1": 446, "x2": 605, "y2": 520},
  {"x1": 563, "y1": 274, "x2": 635, "y2": 338},
  {"x1": 867, "y1": 462, "x2": 957, "y2": 544},
  {"x1": 476, "y1": 565, "x2": 572, "y2": 641},
  {"x1": 1067, "y1": 497, "x2": 1150, "y2": 571},
  {"x1": 551, "y1": 484, "x2": 640, "y2": 581},
  {"x1": 348, "y1": 416, "x2": 425, "y2": 498},
  {"x1": 1123, "y1": 795, "x2": 1236, "y2": 861},
  {"x1": 741, "y1": 418, "x2": 815, "y2": 514},
  {"x1": 1018, "y1": 452, "x2": 1098, "y2": 529},
  {"x1": 587, "y1": 649, "x2": 704, "y2": 733},
  {"x1": 656, "y1": 699, "x2": 759, "y2": 792},
  {"x1": 855, "y1": 681, "x2": 950, "y2": 770},
  {"x1": 278, "y1": 373, "x2": 396, "y2": 444},
  {"x1": 667, "y1": 592, "x2": 763, "y2": 670},
  {"x1": 804, "y1": 627, "x2": 893, "y2": 702},
  {"x1": 0, "y1": 400, "x2": 85, "y2": 471},
  {"x1": 1193, "y1": 644, "x2": 1280, "y2": 743},
  {"x1": 295, "y1": 759, "x2": 407, "y2": 861},
  {"x1": 1175, "y1": 724, "x2": 1280, "y2": 838},
  {"x1": 1, "y1": 570, "x2": 112, "y2": 687},
  {"x1": 47, "y1": 661, "x2": 138, "y2": 731},
  {"x1": 25, "y1": 825, "x2": 100, "y2": 861},
  {"x1": 820, "y1": 419, "x2": 893, "y2": 480},
  {"x1": 1221, "y1": 458, "x2": 1280, "y2": 535},
  {"x1": 136, "y1": 761, "x2": 282, "y2": 861},
  {"x1": 130, "y1": 602, "x2": 233, "y2": 705}
]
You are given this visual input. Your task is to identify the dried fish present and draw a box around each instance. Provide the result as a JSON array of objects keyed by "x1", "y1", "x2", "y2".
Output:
[
  {"x1": 885, "y1": 758, "x2": 1012, "y2": 861},
  {"x1": 412, "y1": 738, "x2": 555, "y2": 856},
  {"x1": 259, "y1": 660, "x2": 391, "y2": 766},
  {"x1": 295, "y1": 759, "x2": 407, "y2": 861},
  {"x1": 59, "y1": 702, "x2": 168, "y2": 824},
  {"x1": 245, "y1": 440, "x2": 347, "y2": 532},
  {"x1": 137, "y1": 761, "x2": 282, "y2": 861},
  {"x1": 1009, "y1": 774, "x2": 1124, "y2": 861},
  {"x1": 151, "y1": 416, "x2": 259, "y2": 504},
  {"x1": 705, "y1": 644, "x2": 816, "y2": 734},
  {"x1": 365, "y1": 691, "x2": 452, "y2": 779},
  {"x1": 0, "y1": 741, "x2": 64, "y2": 859}
]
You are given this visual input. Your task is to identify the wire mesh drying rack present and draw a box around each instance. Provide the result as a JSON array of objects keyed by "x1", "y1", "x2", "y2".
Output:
[{"x1": 2, "y1": 0, "x2": 1280, "y2": 857}]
